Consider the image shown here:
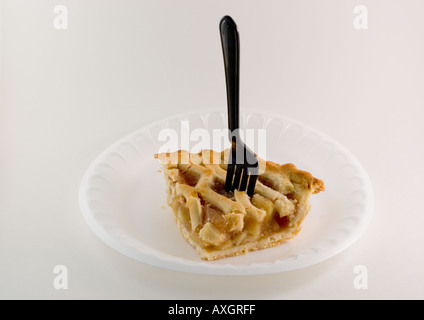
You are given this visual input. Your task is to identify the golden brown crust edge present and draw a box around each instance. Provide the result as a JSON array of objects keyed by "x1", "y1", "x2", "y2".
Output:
[
  {"x1": 273, "y1": 162, "x2": 325, "y2": 194},
  {"x1": 174, "y1": 215, "x2": 300, "y2": 261},
  {"x1": 154, "y1": 149, "x2": 324, "y2": 194}
]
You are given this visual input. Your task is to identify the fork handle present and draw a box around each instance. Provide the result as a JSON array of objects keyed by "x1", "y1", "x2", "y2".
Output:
[{"x1": 220, "y1": 16, "x2": 240, "y2": 134}]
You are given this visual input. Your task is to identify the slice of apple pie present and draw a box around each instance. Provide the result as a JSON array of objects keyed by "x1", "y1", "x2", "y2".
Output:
[{"x1": 154, "y1": 149, "x2": 324, "y2": 261}]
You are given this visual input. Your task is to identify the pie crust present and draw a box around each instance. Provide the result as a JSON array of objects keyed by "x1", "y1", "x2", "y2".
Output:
[{"x1": 155, "y1": 149, "x2": 324, "y2": 260}]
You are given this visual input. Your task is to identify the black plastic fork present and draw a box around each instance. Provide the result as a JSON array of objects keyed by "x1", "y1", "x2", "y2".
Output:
[{"x1": 220, "y1": 16, "x2": 259, "y2": 197}]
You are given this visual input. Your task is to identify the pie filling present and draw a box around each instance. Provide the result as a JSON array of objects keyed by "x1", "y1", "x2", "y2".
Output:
[{"x1": 156, "y1": 150, "x2": 324, "y2": 260}]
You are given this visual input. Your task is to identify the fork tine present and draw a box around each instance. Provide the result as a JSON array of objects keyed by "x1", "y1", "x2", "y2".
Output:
[
  {"x1": 232, "y1": 166, "x2": 243, "y2": 191},
  {"x1": 246, "y1": 173, "x2": 257, "y2": 197},
  {"x1": 225, "y1": 163, "x2": 235, "y2": 192},
  {"x1": 239, "y1": 168, "x2": 249, "y2": 191}
]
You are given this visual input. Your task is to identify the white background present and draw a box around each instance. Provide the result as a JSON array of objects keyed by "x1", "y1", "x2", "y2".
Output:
[{"x1": 1, "y1": 0, "x2": 423, "y2": 299}]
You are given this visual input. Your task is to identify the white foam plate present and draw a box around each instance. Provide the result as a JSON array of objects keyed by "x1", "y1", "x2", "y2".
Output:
[{"x1": 79, "y1": 110, "x2": 373, "y2": 275}]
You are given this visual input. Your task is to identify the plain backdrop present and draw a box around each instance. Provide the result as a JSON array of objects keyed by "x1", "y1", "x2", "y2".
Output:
[{"x1": 1, "y1": 0, "x2": 424, "y2": 299}]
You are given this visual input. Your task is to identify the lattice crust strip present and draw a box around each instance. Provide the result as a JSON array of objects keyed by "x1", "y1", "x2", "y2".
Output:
[{"x1": 155, "y1": 149, "x2": 324, "y2": 260}]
